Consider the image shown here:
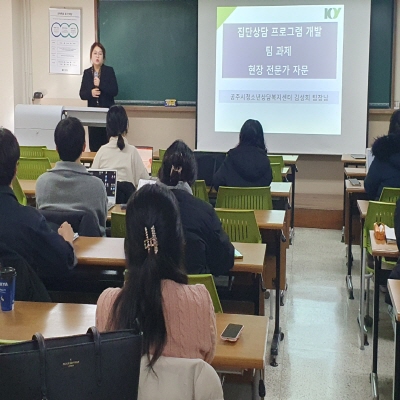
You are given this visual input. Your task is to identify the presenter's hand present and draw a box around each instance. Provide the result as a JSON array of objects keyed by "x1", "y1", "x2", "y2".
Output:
[
  {"x1": 93, "y1": 77, "x2": 100, "y2": 87},
  {"x1": 58, "y1": 221, "x2": 74, "y2": 244},
  {"x1": 92, "y1": 88, "x2": 101, "y2": 98}
]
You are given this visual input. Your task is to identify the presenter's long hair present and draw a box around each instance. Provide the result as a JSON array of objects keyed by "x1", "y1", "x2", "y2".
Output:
[
  {"x1": 238, "y1": 119, "x2": 267, "y2": 151},
  {"x1": 107, "y1": 184, "x2": 187, "y2": 367},
  {"x1": 388, "y1": 110, "x2": 400, "y2": 135},
  {"x1": 106, "y1": 105, "x2": 128, "y2": 150}
]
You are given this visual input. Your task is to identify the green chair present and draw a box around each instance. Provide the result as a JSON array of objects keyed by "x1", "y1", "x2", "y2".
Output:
[
  {"x1": 44, "y1": 149, "x2": 60, "y2": 163},
  {"x1": 270, "y1": 163, "x2": 282, "y2": 183},
  {"x1": 215, "y1": 209, "x2": 261, "y2": 243},
  {"x1": 187, "y1": 274, "x2": 223, "y2": 313},
  {"x1": 379, "y1": 187, "x2": 400, "y2": 204},
  {"x1": 17, "y1": 157, "x2": 51, "y2": 180},
  {"x1": 111, "y1": 212, "x2": 126, "y2": 238},
  {"x1": 360, "y1": 201, "x2": 396, "y2": 335},
  {"x1": 215, "y1": 186, "x2": 273, "y2": 210},
  {"x1": 12, "y1": 177, "x2": 27, "y2": 206},
  {"x1": 19, "y1": 146, "x2": 46, "y2": 158},
  {"x1": 192, "y1": 180, "x2": 209, "y2": 202},
  {"x1": 268, "y1": 155, "x2": 284, "y2": 169},
  {"x1": 158, "y1": 149, "x2": 166, "y2": 161},
  {"x1": 151, "y1": 160, "x2": 162, "y2": 177}
]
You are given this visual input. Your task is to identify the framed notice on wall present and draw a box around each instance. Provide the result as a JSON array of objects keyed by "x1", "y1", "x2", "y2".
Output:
[{"x1": 49, "y1": 8, "x2": 81, "y2": 74}]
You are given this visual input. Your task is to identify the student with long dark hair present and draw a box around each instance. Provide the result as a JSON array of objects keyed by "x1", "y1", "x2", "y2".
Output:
[
  {"x1": 91, "y1": 105, "x2": 149, "y2": 202},
  {"x1": 96, "y1": 184, "x2": 216, "y2": 366},
  {"x1": 159, "y1": 140, "x2": 234, "y2": 276},
  {"x1": 213, "y1": 119, "x2": 272, "y2": 190}
]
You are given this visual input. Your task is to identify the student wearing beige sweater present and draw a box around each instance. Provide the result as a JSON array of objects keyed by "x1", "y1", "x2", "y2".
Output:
[{"x1": 96, "y1": 184, "x2": 216, "y2": 365}]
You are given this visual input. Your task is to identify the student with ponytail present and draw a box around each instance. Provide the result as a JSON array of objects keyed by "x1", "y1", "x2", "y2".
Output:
[
  {"x1": 91, "y1": 105, "x2": 149, "y2": 203},
  {"x1": 96, "y1": 184, "x2": 216, "y2": 365}
]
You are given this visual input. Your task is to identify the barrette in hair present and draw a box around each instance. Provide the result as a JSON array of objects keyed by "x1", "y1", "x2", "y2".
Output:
[
  {"x1": 144, "y1": 225, "x2": 158, "y2": 254},
  {"x1": 170, "y1": 165, "x2": 182, "y2": 176}
]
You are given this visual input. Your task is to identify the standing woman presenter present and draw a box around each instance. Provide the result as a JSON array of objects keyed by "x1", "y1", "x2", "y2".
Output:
[{"x1": 79, "y1": 42, "x2": 118, "y2": 152}]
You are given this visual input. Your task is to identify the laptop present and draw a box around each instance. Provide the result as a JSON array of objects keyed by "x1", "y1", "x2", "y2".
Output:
[
  {"x1": 88, "y1": 169, "x2": 118, "y2": 210},
  {"x1": 136, "y1": 146, "x2": 153, "y2": 174}
]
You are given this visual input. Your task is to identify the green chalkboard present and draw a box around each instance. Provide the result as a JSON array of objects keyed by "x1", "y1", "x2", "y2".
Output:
[
  {"x1": 98, "y1": 0, "x2": 198, "y2": 104},
  {"x1": 368, "y1": 0, "x2": 394, "y2": 109}
]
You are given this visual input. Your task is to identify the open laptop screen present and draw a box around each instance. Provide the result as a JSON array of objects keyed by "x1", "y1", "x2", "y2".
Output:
[
  {"x1": 136, "y1": 146, "x2": 153, "y2": 174},
  {"x1": 88, "y1": 169, "x2": 117, "y2": 203}
]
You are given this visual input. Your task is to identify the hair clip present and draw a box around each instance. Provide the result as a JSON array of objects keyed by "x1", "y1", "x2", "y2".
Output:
[
  {"x1": 170, "y1": 165, "x2": 182, "y2": 176},
  {"x1": 144, "y1": 225, "x2": 158, "y2": 254}
]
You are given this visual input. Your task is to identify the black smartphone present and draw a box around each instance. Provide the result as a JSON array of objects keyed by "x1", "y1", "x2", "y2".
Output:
[
  {"x1": 220, "y1": 323, "x2": 244, "y2": 342},
  {"x1": 349, "y1": 178, "x2": 361, "y2": 186}
]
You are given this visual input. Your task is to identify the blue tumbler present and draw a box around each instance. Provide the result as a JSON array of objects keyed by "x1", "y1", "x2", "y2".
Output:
[{"x1": 0, "y1": 267, "x2": 17, "y2": 312}]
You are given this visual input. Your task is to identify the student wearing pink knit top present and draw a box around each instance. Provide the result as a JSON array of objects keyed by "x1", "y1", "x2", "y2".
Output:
[{"x1": 96, "y1": 184, "x2": 216, "y2": 366}]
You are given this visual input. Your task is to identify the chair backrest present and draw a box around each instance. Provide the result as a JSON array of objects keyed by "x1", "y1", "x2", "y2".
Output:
[
  {"x1": 379, "y1": 187, "x2": 400, "y2": 204},
  {"x1": 39, "y1": 209, "x2": 102, "y2": 237},
  {"x1": 12, "y1": 177, "x2": 27, "y2": 206},
  {"x1": 270, "y1": 162, "x2": 282, "y2": 183},
  {"x1": 158, "y1": 149, "x2": 166, "y2": 160},
  {"x1": 268, "y1": 155, "x2": 284, "y2": 169},
  {"x1": 194, "y1": 151, "x2": 226, "y2": 186},
  {"x1": 17, "y1": 157, "x2": 51, "y2": 180},
  {"x1": 20, "y1": 146, "x2": 46, "y2": 158},
  {"x1": 151, "y1": 159, "x2": 162, "y2": 177},
  {"x1": 363, "y1": 201, "x2": 396, "y2": 251},
  {"x1": 43, "y1": 149, "x2": 60, "y2": 163},
  {"x1": 187, "y1": 274, "x2": 222, "y2": 313},
  {"x1": 192, "y1": 180, "x2": 209, "y2": 203},
  {"x1": 215, "y1": 209, "x2": 261, "y2": 244},
  {"x1": 215, "y1": 186, "x2": 273, "y2": 210},
  {"x1": 111, "y1": 212, "x2": 127, "y2": 238}
]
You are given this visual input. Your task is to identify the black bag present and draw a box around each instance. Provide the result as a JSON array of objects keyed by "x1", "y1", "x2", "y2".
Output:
[{"x1": 0, "y1": 327, "x2": 142, "y2": 400}]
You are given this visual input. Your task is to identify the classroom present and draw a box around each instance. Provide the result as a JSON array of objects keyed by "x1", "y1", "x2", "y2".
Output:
[{"x1": 1, "y1": 0, "x2": 400, "y2": 399}]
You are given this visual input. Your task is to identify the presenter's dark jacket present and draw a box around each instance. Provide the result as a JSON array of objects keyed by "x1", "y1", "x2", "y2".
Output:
[
  {"x1": 364, "y1": 133, "x2": 400, "y2": 200},
  {"x1": 0, "y1": 186, "x2": 76, "y2": 278},
  {"x1": 79, "y1": 65, "x2": 118, "y2": 108},
  {"x1": 212, "y1": 145, "x2": 273, "y2": 190},
  {"x1": 172, "y1": 188, "x2": 234, "y2": 276}
]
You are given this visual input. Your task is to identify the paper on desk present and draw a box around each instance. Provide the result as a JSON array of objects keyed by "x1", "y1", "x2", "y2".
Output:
[
  {"x1": 385, "y1": 226, "x2": 396, "y2": 244},
  {"x1": 137, "y1": 179, "x2": 157, "y2": 190}
]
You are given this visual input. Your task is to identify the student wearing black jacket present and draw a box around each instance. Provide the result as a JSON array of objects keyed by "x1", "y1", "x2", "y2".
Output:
[
  {"x1": 159, "y1": 140, "x2": 234, "y2": 276},
  {"x1": 79, "y1": 42, "x2": 118, "y2": 152},
  {"x1": 213, "y1": 119, "x2": 272, "y2": 190}
]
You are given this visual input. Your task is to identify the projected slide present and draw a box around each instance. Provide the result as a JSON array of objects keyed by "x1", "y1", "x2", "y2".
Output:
[{"x1": 215, "y1": 5, "x2": 344, "y2": 135}]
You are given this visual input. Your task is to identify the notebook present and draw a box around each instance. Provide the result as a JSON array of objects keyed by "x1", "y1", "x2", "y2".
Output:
[
  {"x1": 88, "y1": 169, "x2": 118, "y2": 210},
  {"x1": 351, "y1": 154, "x2": 366, "y2": 159},
  {"x1": 136, "y1": 146, "x2": 153, "y2": 174}
]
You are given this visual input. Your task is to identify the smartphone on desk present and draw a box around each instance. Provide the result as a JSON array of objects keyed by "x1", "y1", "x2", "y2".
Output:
[
  {"x1": 349, "y1": 178, "x2": 361, "y2": 186},
  {"x1": 220, "y1": 323, "x2": 244, "y2": 342}
]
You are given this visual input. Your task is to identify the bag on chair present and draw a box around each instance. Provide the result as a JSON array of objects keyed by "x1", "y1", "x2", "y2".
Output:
[{"x1": 0, "y1": 327, "x2": 142, "y2": 400}]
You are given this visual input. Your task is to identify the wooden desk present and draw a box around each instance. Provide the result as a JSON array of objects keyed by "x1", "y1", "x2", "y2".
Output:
[
  {"x1": 341, "y1": 154, "x2": 367, "y2": 167},
  {"x1": 0, "y1": 302, "x2": 268, "y2": 398},
  {"x1": 19, "y1": 180, "x2": 36, "y2": 197},
  {"x1": 80, "y1": 152, "x2": 96, "y2": 164},
  {"x1": 357, "y1": 199, "x2": 369, "y2": 220},
  {"x1": 388, "y1": 279, "x2": 400, "y2": 400},
  {"x1": 369, "y1": 233, "x2": 399, "y2": 399},
  {"x1": 344, "y1": 167, "x2": 366, "y2": 178}
]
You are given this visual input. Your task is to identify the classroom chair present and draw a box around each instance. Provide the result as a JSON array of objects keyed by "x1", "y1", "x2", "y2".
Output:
[
  {"x1": 19, "y1": 146, "x2": 46, "y2": 158},
  {"x1": 361, "y1": 201, "x2": 396, "y2": 331},
  {"x1": 215, "y1": 209, "x2": 261, "y2": 244},
  {"x1": 151, "y1": 160, "x2": 162, "y2": 177},
  {"x1": 215, "y1": 186, "x2": 273, "y2": 210},
  {"x1": 44, "y1": 149, "x2": 60, "y2": 163},
  {"x1": 270, "y1": 163, "x2": 282, "y2": 183},
  {"x1": 158, "y1": 149, "x2": 166, "y2": 161},
  {"x1": 192, "y1": 180, "x2": 209, "y2": 203},
  {"x1": 379, "y1": 187, "x2": 400, "y2": 204},
  {"x1": 268, "y1": 155, "x2": 284, "y2": 169},
  {"x1": 187, "y1": 274, "x2": 223, "y2": 313},
  {"x1": 12, "y1": 177, "x2": 27, "y2": 206},
  {"x1": 17, "y1": 157, "x2": 51, "y2": 180},
  {"x1": 111, "y1": 212, "x2": 127, "y2": 238}
]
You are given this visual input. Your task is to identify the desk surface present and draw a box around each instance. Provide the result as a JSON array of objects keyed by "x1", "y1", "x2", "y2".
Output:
[
  {"x1": 345, "y1": 179, "x2": 366, "y2": 193},
  {"x1": 369, "y1": 231, "x2": 399, "y2": 258},
  {"x1": 341, "y1": 154, "x2": 367, "y2": 165},
  {"x1": 75, "y1": 237, "x2": 266, "y2": 274},
  {"x1": 0, "y1": 302, "x2": 268, "y2": 371},
  {"x1": 388, "y1": 279, "x2": 400, "y2": 323},
  {"x1": 357, "y1": 200, "x2": 369, "y2": 219},
  {"x1": 344, "y1": 167, "x2": 366, "y2": 178},
  {"x1": 80, "y1": 152, "x2": 96, "y2": 163}
]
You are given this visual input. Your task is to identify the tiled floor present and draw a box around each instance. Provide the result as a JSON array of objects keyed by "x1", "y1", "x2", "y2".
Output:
[{"x1": 224, "y1": 228, "x2": 396, "y2": 399}]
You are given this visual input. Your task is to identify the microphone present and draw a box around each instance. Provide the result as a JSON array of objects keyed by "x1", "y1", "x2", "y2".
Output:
[{"x1": 94, "y1": 71, "x2": 99, "y2": 105}]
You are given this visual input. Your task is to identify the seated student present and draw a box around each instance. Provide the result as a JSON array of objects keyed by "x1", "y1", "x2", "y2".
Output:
[
  {"x1": 365, "y1": 109, "x2": 400, "y2": 200},
  {"x1": 91, "y1": 105, "x2": 149, "y2": 203},
  {"x1": 159, "y1": 140, "x2": 234, "y2": 276},
  {"x1": 36, "y1": 117, "x2": 108, "y2": 236},
  {"x1": 213, "y1": 119, "x2": 272, "y2": 190},
  {"x1": 0, "y1": 128, "x2": 76, "y2": 278},
  {"x1": 96, "y1": 184, "x2": 216, "y2": 364}
]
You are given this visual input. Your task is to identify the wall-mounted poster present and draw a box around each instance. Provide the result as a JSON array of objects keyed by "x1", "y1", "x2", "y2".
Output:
[{"x1": 49, "y1": 8, "x2": 81, "y2": 74}]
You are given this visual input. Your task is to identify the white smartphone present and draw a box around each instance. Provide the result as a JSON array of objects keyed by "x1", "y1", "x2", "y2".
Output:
[{"x1": 220, "y1": 323, "x2": 244, "y2": 342}]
